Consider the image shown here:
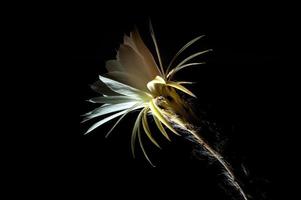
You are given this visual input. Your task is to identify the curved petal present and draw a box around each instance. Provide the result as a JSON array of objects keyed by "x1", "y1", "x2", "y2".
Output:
[
  {"x1": 99, "y1": 75, "x2": 147, "y2": 99},
  {"x1": 105, "y1": 71, "x2": 148, "y2": 92},
  {"x1": 131, "y1": 108, "x2": 145, "y2": 158},
  {"x1": 167, "y1": 62, "x2": 205, "y2": 79},
  {"x1": 82, "y1": 102, "x2": 138, "y2": 122},
  {"x1": 84, "y1": 109, "x2": 128, "y2": 135},
  {"x1": 166, "y1": 81, "x2": 196, "y2": 98},
  {"x1": 166, "y1": 35, "x2": 205, "y2": 74},
  {"x1": 153, "y1": 115, "x2": 171, "y2": 141},
  {"x1": 117, "y1": 44, "x2": 159, "y2": 90},
  {"x1": 142, "y1": 108, "x2": 161, "y2": 148},
  {"x1": 138, "y1": 123, "x2": 155, "y2": 167},
  {"x1": 105, "y1": 60, "x2": 123, "y2": 72},
  {"x1": 89, "y1": 96, "x2": 138, "y2": 104},
  {"x1": 149, "y1": 99, "x2": 179, "y2": 136},
  {"x1": 105, "y1": 103, "x2": 143, "y2": 138},
  {"x1": 131, "y1": 29, "x2": 161, "y2": 77}
]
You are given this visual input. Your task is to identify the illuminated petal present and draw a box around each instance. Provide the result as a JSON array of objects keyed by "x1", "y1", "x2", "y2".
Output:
[
  {"x1": 149, "y1": 99, "x2": 180, "y2": 136},
  {"x1": 166, "y1": 81, "x2": 196, "y2": 98},
  {"x1": 99, "y1": 75, "x2": 146, "y2": 99},
  {"x1": 82, "y1": 102, "x2": 138, "y2": 122},
  {"x1": 149, "y1": 20, "x2": 164, "y2": 77},
  {"x1": 130, "y1": 29, "x2": 162, "y2": 77},
  {"x1": 138, "y1": 123, "x2": 155, "y2": 167},
  {"x1": 89, "y1": 96, "x2": 138, "y2": 104},
  {"x1": 173, "y1": 49, "x2": 212, "y2": 71},
  {"x1": 117, "y1": 44, "x2": 159, "y2": 89},
  {"x1": 90, "y1": 80, "x2": 119, "y2": 96},
  {"x1": 105, "y1": 71, "x2": 147, "y2": 91},
  {"x1": 146, "y1": 75, "x2": 165, "y2": 93},
  {"x1": 84, "y1": 109, "x2": 128, "y2": 135},
  {"x1": 166, "y1": 35, "x2": 205, "y2": 73},
  {"x1": 131, "y1": 108, "x2": 145, "y2": 158},
  {"x1": 142, "y1": 108, "x2": 161, "y2": 148},
  {"x1": 105, "y1": 103, "x2": 143, "y2": 138},
  {"x1": 176, "y1": 81, "x2": 196, "y2": 85},
  {"x1": 153, "y1": 115, "x2": 171, "y2": 141},
  {"x1": 167, "y1": 62, "x2": 205, "y2": 79}
]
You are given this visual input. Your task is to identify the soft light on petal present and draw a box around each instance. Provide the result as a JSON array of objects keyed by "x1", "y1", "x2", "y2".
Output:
[
  {"x1": 166, "y1": 35, "x2": 205, "y2": 74},
  {"x1": 131, "y1": 108, "x2": 145, "y2": 158},
  {"x1": 142, "y1": 108, "x2": 161, "y2": 148},
  {"x1": 167, "y1": 62, "x2": 205, "y2": 79},
  {"x1": 166, "y1": 81, "x2": 197, "y2": 98},
  {"x1": 149, "y1": 99, "x2": 180, "y2": 136},
  {"x1": 89, "y1": 96, "x2": 138, "y2": 104},
  {"x1": 153, "y1": 115, "x2": 171, "y2": 141},
  {"x1": 105, "y1": 103, "x2": 143, "y2": 138},
  {"x1": 84, "y1": 109, "x2": 128, "y2": 135},
  {"x1": 82, "y1": 102, "x2": 139, "y2": 123},
  {"x1": 99, "y1": 75, "x2": 147, "y2": 99}
]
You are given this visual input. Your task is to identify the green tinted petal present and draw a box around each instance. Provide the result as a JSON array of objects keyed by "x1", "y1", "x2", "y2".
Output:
[
  {"x1": 153, "y1": 115, "x2": 171, "y2": 141},
  {"x1": 142, "y1": 108, "x2": 161, "y2": 148}
]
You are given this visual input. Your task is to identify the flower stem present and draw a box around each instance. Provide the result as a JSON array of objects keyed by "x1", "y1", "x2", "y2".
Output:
[{"x1": 186, "y1": 128, "x2": 248, "y2": 200}]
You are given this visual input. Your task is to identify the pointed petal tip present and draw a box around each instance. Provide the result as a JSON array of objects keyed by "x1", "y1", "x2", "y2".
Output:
[
  {"x1": 84, "y1": 130, "x2": 90, "y2": 135},
  {"x1": 81, "y1": 119, "x2": 88, "y2": 124}
]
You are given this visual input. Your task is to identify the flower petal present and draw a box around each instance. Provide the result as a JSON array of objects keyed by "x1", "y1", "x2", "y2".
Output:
[
  {"x1": 131, "y1": 108, "x2": 145, "y2": 158},
  {"x1": 90, "y1": 80, "x2": 119, "y2": 96},
  {"x1": 166, "y1": 81, "x2": 197, "y2": 98},
  {"x1": 153, "y1": 115, "x2": 171, "y2": 141},
  {"x1": 89, "y1": 96, "x2": 138, "y2": 104},
  {"x1": 105, "y1": 71, "x2": 148, "y2": 91},
  {"x1": 105, "y1": 103, "x2": 143, "y2": 138},
  {"x1": 82, "y1": 102, "x2": 138, "y2": 122},
  {"x1": 99, "y1": 75, "x2": 146, "y2": 99},
  {"x1": 84, "y1": 109, "x2": 128, "y2": 135},
  {"x1": 166, "y1": 35, "x2": 205, "y2": 74},
  {"x1": 176, "y1": 81, "x2": 196, "y2": 85},
  {"x1": 117, "y1": 44, "x2": 159, "y2": 89},
  {"x1": 174, "y1": 49, "x2": 212, "y2": 70},
  {"x1": 105, "y1": 60, "x2": 123, "y2": 72},
  {"x1": 131, "y1": 29, "x2": 162, "y2": 77},
  {"x1": 146, "y1": 75, "x2": 165, "y2": 93},
  {"x1": 138, "y1": 121, "x2": 155, "y2": 167},
  {"x1": 149, "y1": 20, "x2": 164, "y2": 77},
  {"x1": 149, "y1": 99, "x2": 179, "y2": 136},
  {"x1": 142, "y1": 108, "x2": 161, "y2": 149},
  {"x1": 167, "y1": 62, "x2": 205, "y2": 79}
]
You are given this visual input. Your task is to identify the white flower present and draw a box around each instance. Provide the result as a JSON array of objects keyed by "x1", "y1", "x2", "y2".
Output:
[{"x1": 82, "y1": 22, "x2": 211, "y2": 166}]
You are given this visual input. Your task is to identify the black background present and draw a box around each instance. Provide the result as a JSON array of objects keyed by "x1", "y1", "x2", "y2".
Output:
[{"x1": 72, "y1": 2, "x2": 296, "y2": 200}]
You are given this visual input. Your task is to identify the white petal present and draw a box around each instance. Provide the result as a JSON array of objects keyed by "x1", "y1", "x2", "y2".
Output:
[
  {"x1": 90, "y1": 80, "x2": 119, "y2": 96},
  {"x1": 99, "y1": 75, "x2": 145, "y2": 99},
  {"x1": 84, "y1": 109, "x2": 127, "y2": 135},
  {"x1": 89, "y1": 96, "x2": 138, "y2": 104},
  {"x1": 105, "y1": 71, "x2": 147, "y2": 91},
  {"x1": 105, "y1": 103, "x2": 143, "y2": 138},
  {"x1": 82, "y1": 102, "x2": 138, "y2": 122}
]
